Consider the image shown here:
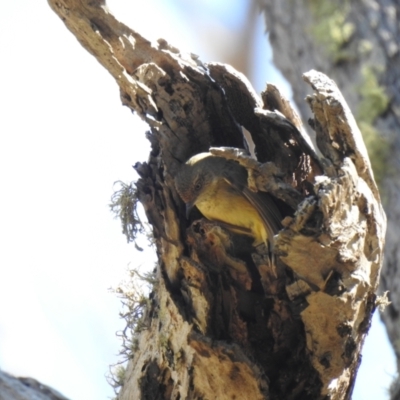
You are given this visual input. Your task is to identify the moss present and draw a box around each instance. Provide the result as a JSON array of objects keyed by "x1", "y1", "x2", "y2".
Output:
[
  {"x1": 309, "y1": 0, "x2": 355, "y2": 63},
  {"x1": 356, "y1": 66, "x2": 390, "y2": 185}
]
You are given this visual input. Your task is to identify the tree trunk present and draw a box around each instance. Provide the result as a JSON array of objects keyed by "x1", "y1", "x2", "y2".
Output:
[
  {"x1": 258, "y1": 0, "x2": 400, "y2": 395},
  {"x1": 0, "y1": 370, "x2": 70, "y2": 400},
  {"x1": 48, "y1": 1, "x2": 386, "y2": 399}
]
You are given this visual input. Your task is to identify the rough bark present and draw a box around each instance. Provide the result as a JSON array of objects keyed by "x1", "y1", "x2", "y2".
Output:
[
  {"x1": 258, "y1": 0, "x2": 400, "y2": 396},
  {"x1": 0, "y1": 370, "x2": 69, "y2": 400},
  {"x1": 47, "y1": 1, "x2": 386, "y2": 399}
]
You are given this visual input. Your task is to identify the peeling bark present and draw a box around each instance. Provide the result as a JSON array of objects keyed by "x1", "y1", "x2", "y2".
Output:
[
  {"x1": 257, "y1": 5, "x2": 400, "y2": 395},
  {"x1": 48, "y1": 1, "x2": 386, "y2": 399}
]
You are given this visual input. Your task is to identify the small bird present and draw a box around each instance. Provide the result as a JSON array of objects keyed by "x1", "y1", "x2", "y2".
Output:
[{"x1": 174, "y1": 152, "x2": 283, "y2": 250}]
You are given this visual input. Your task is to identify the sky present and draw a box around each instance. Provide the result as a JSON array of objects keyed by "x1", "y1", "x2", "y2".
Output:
[{"x1": 0, "y1": 1, "x2": 396, "y2": 399}]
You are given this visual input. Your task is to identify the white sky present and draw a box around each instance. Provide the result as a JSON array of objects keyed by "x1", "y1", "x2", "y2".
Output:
[{"x1": 0, "y1": 1, "x2": 396, "y2": 399}]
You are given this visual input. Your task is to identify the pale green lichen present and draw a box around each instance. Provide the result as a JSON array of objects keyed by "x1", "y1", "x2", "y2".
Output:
[
  {"x1": 357, "y1": 66, "x2": 389, "y2": 124},
  {"x1": 110, "y1": 181, "x2": 144, "y2": 248},
  {"x1": 356, "y1": 66, "x2": 390, "y2": 184},
  {"x1": 357, "y1": 39, "x2": 373, "y2": 57},
  {"x1": 112, "y1": 268, "x2": 154, "y2": 357},
  {"x1": 307, "y1": 1, "x2": 390, "y2": 185},
  {"x1": 358, "y1": 121, "x2": 388, "y2": 185},
  {"x1": 107, "y1": 365, "x2": 126, "y2": 397},
  {"x1": 107, "y1": 267, "x2": 156, "y2": 396},
  {"x1": 309, "y1": 0, "x2": 355, "y2": 63},
  {"x1": 158, "y1": 333, "x2": 170, "y2": 350},
  {"x1": 376, "y1": 291, "x2": 391, "y2": 312}
]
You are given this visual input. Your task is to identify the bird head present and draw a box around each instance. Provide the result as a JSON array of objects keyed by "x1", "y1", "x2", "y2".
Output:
[{"x1": 175, "y1": 153, "x2": 215, "y2": 217}]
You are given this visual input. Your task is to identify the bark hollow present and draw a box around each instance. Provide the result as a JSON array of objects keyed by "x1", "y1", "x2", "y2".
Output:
[{"x1": 47, "y1": 1, "x2": 386, "y2": 399}]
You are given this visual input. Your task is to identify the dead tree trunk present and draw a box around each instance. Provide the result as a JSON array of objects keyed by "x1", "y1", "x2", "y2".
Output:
[
  {"x1": 48, "y1": 1, "x2": 386, "y2": 399},
  {"x1": 257, "y1": 4, "x2": 400, "y2": 395}
]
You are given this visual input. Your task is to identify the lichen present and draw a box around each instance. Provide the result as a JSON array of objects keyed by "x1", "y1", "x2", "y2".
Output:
[
  {"x1": 107, "y1": 365, "x2": 126, "y2": 397},
  {"x1": 307, "y1": 1, "x2": 390, "y2": 185},
  {"x1": 112, "y1": 268, "x2": 154, "y2": 357},
  {"x1": 357, "y1": 66, "x2": 389, "y2": 123},
  {"x1": 309, "y1": 0, "x2": 355, "y2": 63},
  {"x1": 107, "y1": 267, "x2": 156, "y2": 396},
  {"x1": 356, "y1": 66, "x2": 390, "y2": 185},
  {"x1": 110, "y1": 181, "x2": 145, "y2": 250},
  {"x1": 357, "y1": 39, "x2": 373, "y2": 57},
  {"x1": 158, "y1": 333, "x2": 170, "y2": 350}
]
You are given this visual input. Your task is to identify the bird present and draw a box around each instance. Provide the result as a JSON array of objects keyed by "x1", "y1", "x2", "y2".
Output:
[{"x1": 174, "y1": 152, "x2": 283, "y2": 251}]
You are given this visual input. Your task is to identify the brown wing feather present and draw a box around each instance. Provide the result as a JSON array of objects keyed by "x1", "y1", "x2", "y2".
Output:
[
  {"x1": 222, "y1": 161, "x2": 283, "y2": 249},
  {"x1": 242, "y1": 187, "x2": 283, "y2": 242}
]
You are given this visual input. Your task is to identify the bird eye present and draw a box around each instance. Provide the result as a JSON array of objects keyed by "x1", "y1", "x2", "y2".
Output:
[{"x1": 194, "y1": 180, "x2": 202, "y2": 191}]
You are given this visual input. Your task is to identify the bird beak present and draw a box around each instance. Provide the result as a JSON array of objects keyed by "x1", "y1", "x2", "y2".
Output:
[{"x1": 186, "y1": 202, "x2": 194, "y2": 219}]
